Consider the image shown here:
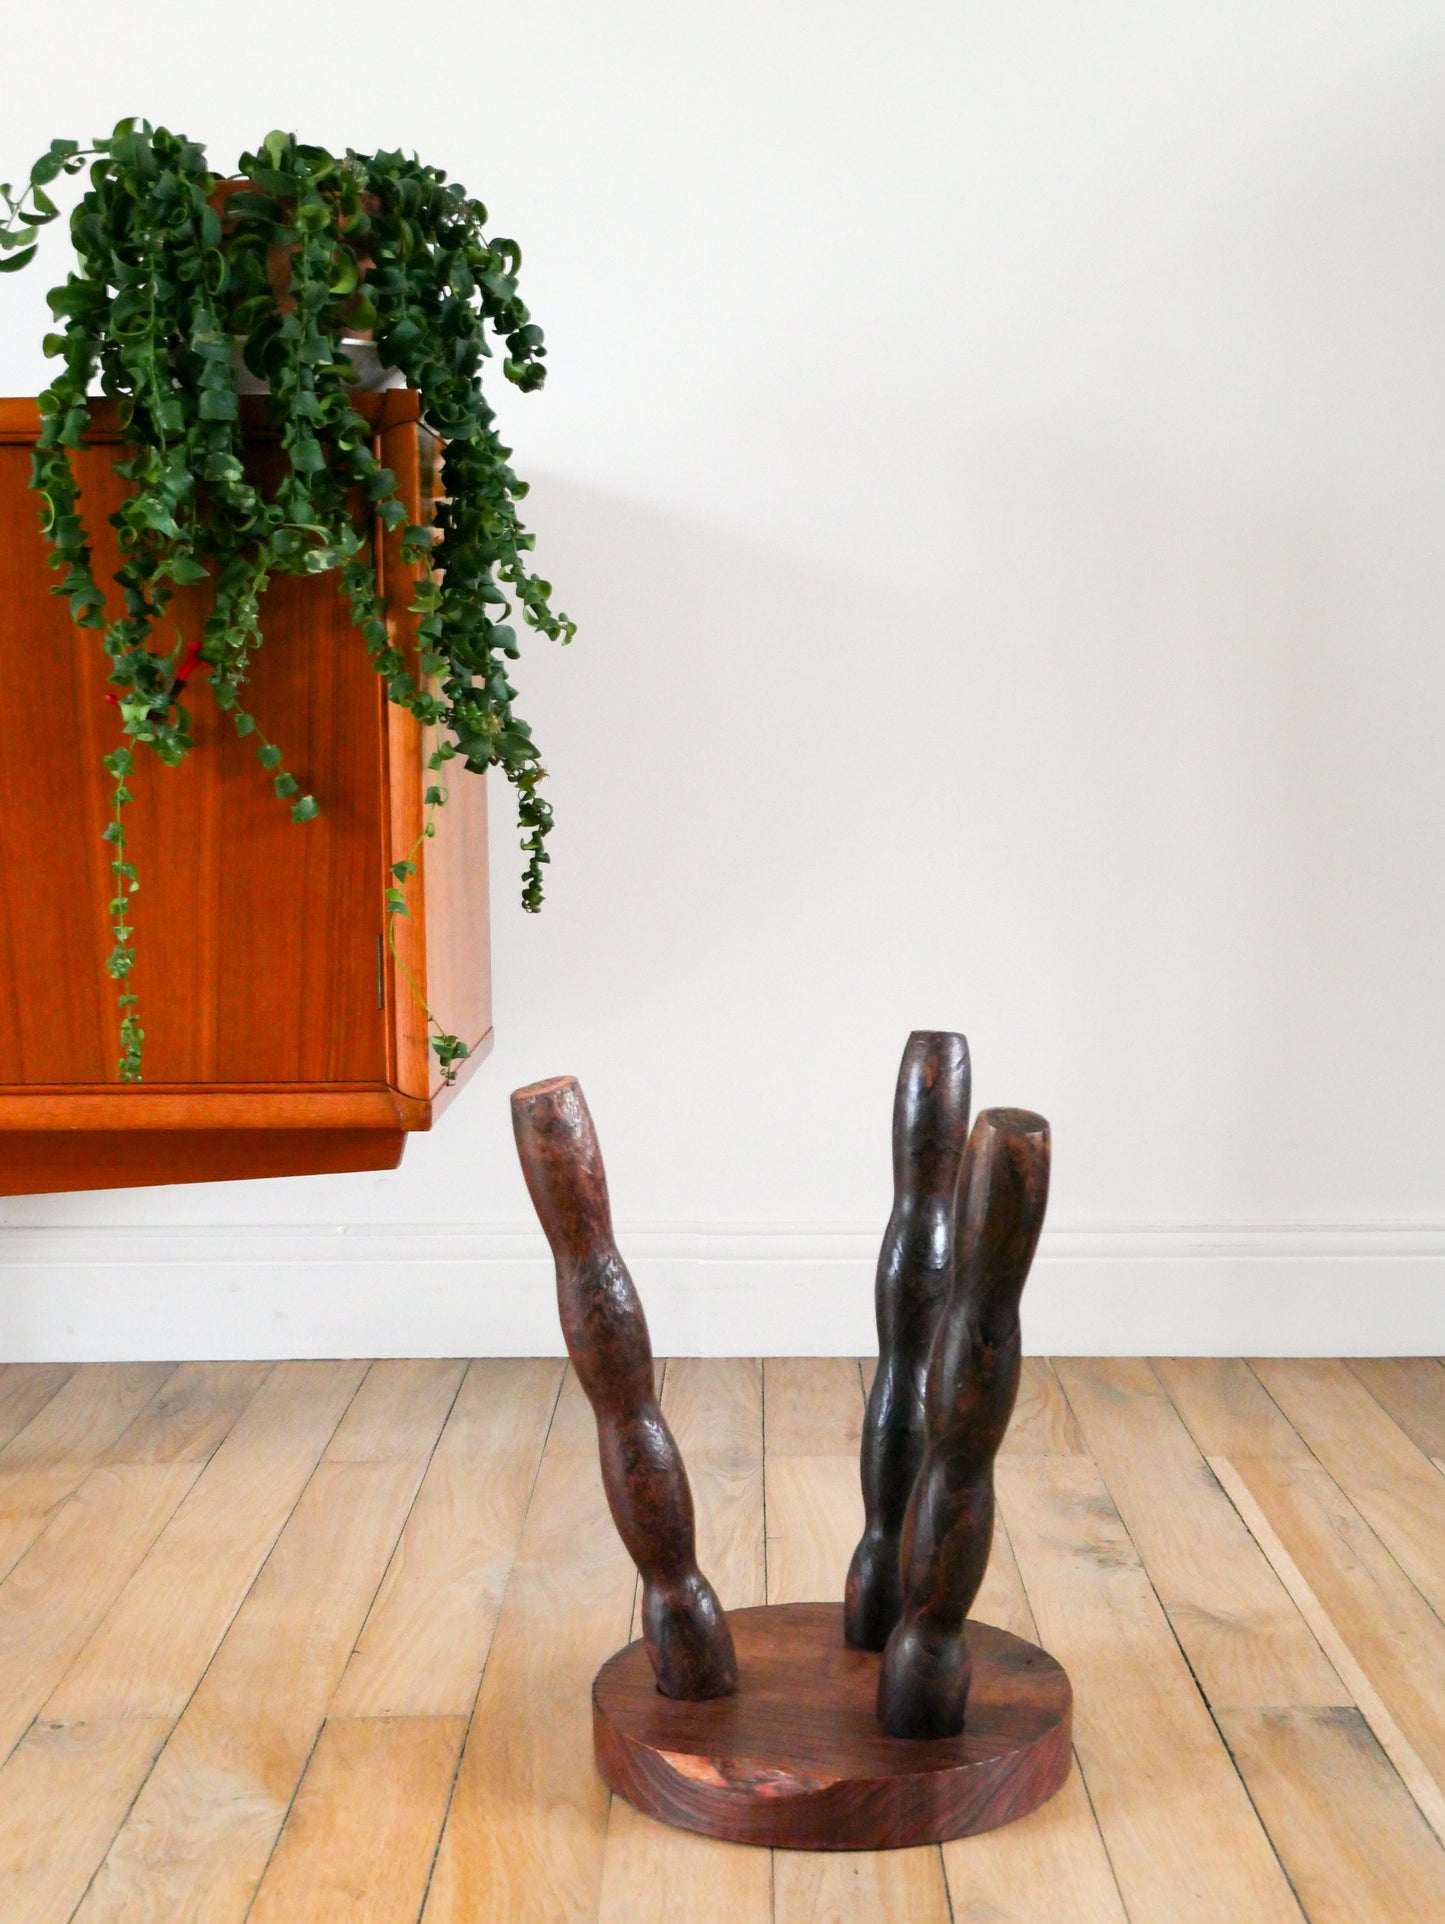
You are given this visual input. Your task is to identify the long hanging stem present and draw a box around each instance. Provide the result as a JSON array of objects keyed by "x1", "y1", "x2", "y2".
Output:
[
  {"x1": 101, "y1": 745, "x2": 142, "y2": 1080},
  {"x1": 385, "y1": 768, "x2": 468, "y2": 1086}
]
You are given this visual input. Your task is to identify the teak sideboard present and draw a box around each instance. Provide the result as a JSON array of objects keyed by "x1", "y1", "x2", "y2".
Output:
[{"x1": 0, "y1": 393, "x2": 492, "y2": 1196}]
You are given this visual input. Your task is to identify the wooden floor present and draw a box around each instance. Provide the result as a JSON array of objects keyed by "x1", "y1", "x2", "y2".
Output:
[{"x1": 0, "y1": 1357, "x2": 1441, "y2": 1921}]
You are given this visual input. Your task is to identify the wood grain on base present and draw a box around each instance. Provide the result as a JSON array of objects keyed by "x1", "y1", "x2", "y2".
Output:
[{"x1": 595, "y1": 1601, "x2": 1071, "y2": 1851}]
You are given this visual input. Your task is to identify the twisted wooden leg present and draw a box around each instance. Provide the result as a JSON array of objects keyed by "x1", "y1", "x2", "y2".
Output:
[
  {"x1": 511, "y1": 1075, "x2": 738, "y2": 1701},
  {"x1": 876, "y1": 1107, "x2": 1050, "y2": 1739},
  {"x1": 844, "y1": 1031, "x2": 971, "y2": 1651}
]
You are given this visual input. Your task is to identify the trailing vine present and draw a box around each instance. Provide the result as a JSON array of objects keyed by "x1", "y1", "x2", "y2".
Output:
[{"x1": 1, "y1": 121, "x2": 573, "y2": 1081}]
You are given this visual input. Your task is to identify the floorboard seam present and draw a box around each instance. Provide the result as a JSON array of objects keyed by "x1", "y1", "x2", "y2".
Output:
[
  {"x1": 61, "y1": 1359, "x2": 374, "y2": 1924},
  {"x1": 1240, "y1": 1361, "x2": 1445, "y2": 1636},
  {"x1": 1209, "y1": 1452, "x2": 1445, "y2": 1852},
  {"x1": 0, "y1": 1363, "x2": 184, "y2": 1596},
  {"x1": 1342, "y1": 1358, "x2": 1445, "y2": 1463},
  {"x1": 1049, "y1": 1361, "x2": 1309, "y2": 1922},
  {"x1": 0, "y1": 1363, "x2": 78, "y2": 1454},
  {"x1": 412, "y1": 1358, "x2": 567, "y2": 1924},
  {"x1": 238, "y1": 1360, "x2": 471, "y2": 1922},
  {"x1": 989, "y1": 1450, "x2": 1134, "y2": 1924}
]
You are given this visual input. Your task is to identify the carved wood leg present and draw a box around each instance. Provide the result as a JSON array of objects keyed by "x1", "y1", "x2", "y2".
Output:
[
  {"x1": 876, "y1": 1107, "x2": 1051, "y2": 1739},
  {"x1": 511, "y1": 1075, "x2": 738, "y2": 1701},
  {"x1": 844, "y1": 1031, "x2": 971, "y2": 1651}
]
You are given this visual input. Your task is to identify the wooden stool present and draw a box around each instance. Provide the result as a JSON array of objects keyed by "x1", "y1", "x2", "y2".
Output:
[{"x1": 511, "y1": 1035, "x2": 1070, "y2": 1851}]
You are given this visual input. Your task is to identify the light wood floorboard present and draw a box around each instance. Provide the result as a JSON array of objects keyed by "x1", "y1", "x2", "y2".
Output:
[
  {"x1": 46, "y1": 1361, "x2": 368, "y2": 1723},
  {"x1": 1346, "y1": 1357, "x2": 1445, "y2": 1462},
  {"x1": 1215, "y1": 1707, "x2": 1445, "y2": 1924},
  {"x1": 0, "y1": 1363, "x2": 77, "y2": 1452},
  {"x1": 947, "y1": 1373, "x2": 1127, "y2": 1924},
  {"x1": 0, "y1": 1352, "x2": 1438, "y2": 1920},
  {"x1": 248, "y1": 1715, "x2": 467, "y2": 1924},
  {"x1": 73, "y1": 1363, "x2": 450, "y2": 1924},
  {"x1": 0, "y1": 1716, "x2": 172, "y2": 1924},
  {"x1": 765, "y1": 1358, "x2": 952, "y2": 1924},
  {"x1": 1056, "y1": 1357, "x2": 1347, "y2": 1708},
  {"x1": 0, "y1": 1363, "x2": 176, "y2": 1583},
  {"x1": 1252, "y1": 1357, "x2": 1445, "y2": 1622},
  {"x1": 333, "y1": 1358, "x2": 562, "y2": 1719},
  {"x1": 420, "y1": 1370, "x2": 637, "y2": 1924},
  {"x1": 597, "y1": 1359, "x2": 770, "y2": 1924}
]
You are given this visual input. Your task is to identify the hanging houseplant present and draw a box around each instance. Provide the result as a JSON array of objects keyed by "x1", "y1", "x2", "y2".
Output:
[{"x1": 0, "y1": 121, "x2": 574, "y2": 1084}]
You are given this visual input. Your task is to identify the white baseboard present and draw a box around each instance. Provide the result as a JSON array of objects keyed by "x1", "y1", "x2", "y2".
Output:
[{"x1": 0, "y1": 1222, "x2": 1442, "y2": 1360}]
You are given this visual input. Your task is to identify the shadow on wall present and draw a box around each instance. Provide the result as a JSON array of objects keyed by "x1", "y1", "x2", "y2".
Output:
[
  {"x1": 458, "y1": 415, "x2": 1444, "y2": 1234},
  {"x1": 2, "y1": 418, "x2": 1442, "y2": 1243}
]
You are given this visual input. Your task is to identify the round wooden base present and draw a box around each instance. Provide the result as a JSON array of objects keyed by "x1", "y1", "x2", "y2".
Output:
[{"x1": 593, "y1": 1601, "x2": 1072, "y2": 1851}]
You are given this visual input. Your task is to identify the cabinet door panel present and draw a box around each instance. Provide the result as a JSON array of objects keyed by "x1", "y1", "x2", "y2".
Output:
[{"x1": 0, "y1": 426, "x2": 389, "y2": 1086}]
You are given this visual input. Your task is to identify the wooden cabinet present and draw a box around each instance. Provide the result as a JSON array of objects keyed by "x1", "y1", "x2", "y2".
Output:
[{"x1": 0, "y1": 394, "x2": 492, "y2": 1195}]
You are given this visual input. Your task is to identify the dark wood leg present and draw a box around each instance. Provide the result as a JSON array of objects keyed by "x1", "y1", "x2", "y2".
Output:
[
  {"x1": 844, "y1": 1031, "x2": 971, "y2": 1651},
  {"x1": 876, "y1": 1107, "x2": 1050, "y2": 1739},
  {"x1": 511, "y1": 1075, "x2": 738, "y2": 1701}
]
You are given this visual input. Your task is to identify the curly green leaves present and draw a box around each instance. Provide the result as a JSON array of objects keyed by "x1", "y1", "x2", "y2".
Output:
[
  {"x1": 0, "y1": 138, "x2": 88, "y2": 273},
  {"x1": 7, "y1": 119, "x2": 573, "y2": 1078}
]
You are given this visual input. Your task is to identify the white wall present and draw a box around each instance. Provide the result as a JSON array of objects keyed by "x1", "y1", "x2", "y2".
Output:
[{"x1": 3, "y1": 1, "x2": 1445, "y2": 1358}]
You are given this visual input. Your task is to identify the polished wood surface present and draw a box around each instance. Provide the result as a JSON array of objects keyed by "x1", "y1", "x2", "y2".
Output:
[
  {"x1": 0, "y1": 1126, "x2": 404, "y2": 1196},
  {"x1": 846, "y1": 1031, "x2": 971, "y2": 1652},
  {"x1": 513, "y1": 1064, "x2": 1069, "y2": 1842},
  {"x1": 594, "y1": 1601, "x2": 1070, "y2": 1850},
  {"x1": 0, "y1": 1354, "x2": 1438, "y2": 1920},
  {"x1": 879, "y1": 1108, "x2": 1050, "y2": 1740},
  {"x1": 0, "y1": 396, "x2": 492, "y2": 1193},
  {"x1": 512, "y1": 1076, "x2": 738, "y2": 1700}
]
